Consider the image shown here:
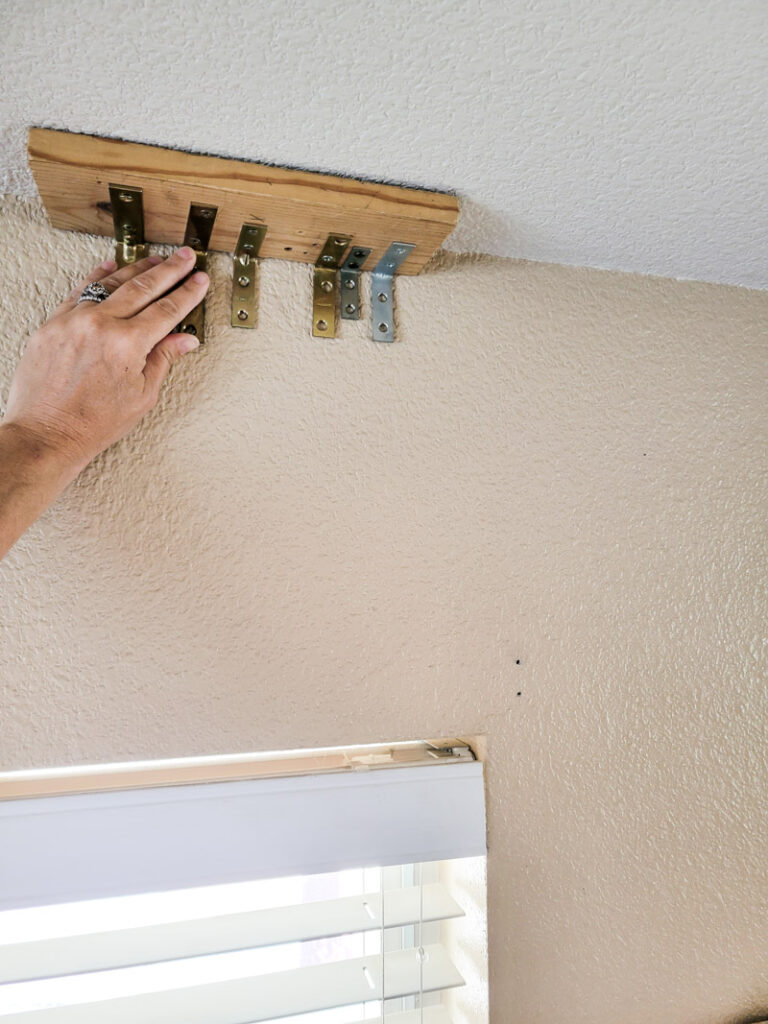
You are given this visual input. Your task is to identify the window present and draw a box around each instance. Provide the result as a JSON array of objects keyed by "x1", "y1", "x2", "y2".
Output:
[{"x1": 0, "y1": 742, "x2": 487, "y2": 1023}]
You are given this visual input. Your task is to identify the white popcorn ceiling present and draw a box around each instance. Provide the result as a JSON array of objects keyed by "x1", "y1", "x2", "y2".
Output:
[{"x1": 1, "y1": 0, "x2": 766, "y2": 289}]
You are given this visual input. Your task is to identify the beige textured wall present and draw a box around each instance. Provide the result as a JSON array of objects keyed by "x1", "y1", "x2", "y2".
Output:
[{"x1": 1, "y1": 197, "x2": 767, "y2": 1023}]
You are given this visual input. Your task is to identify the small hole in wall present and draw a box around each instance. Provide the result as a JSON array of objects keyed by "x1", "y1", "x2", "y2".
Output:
[
  {"x1": 516, "y1": 692, "x2": 522, "y2": 697},
  {"x1": 515, "y1": 659, "x2": 521, "y2": 665},
  {"x1": 284, "y1": 246, "x2": 292, "y2": 251}
]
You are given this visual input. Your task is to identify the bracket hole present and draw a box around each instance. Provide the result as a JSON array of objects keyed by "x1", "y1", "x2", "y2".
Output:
[{"x1": 347, "y1": 262, "x2": 359, "y2": 270}]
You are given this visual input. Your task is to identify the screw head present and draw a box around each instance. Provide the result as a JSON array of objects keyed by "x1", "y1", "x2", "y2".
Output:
[
  {"x1": 199, "y1": 209, "x2": 214, "y2": 218},
  {"x1": 243, "y1": 243, "x2": 254, "y2": 251},
  {"x1": 378, "y1": 292, "x2": 388, "y2": 302},
  {"x1": 344, "y1": 279, "x2": 356, "y2": 289},
  {"x1": 320, "y1": 280, "x2": 333, "y2": 293},
  {"x1": 316, "y1": 319, "x2": 328, "y2": 331},
  {"x1": 189, "y1": 237, "x2": 200, "y2": 248},
  {"x1": 237, "y1": 309, "x2": 248, "y2": 321},
  {"x1": 345, "y1": 303, "x2": 356, "y2": 314},
  {"x1": 183, "y1": 324, "x2": 197, "y2": 335},
  {"x1": 321, "y1": 254, "x2": 333, "y2": 264},
  {"x1": 353, "y1": 249, "x2": 366, "y2": 258},
  {"x1": 378, "y1": 322, "x2": 389, "y2": 333},
  {"x1": 238, "y1": 275, "x2": 250, "y2": 287}
]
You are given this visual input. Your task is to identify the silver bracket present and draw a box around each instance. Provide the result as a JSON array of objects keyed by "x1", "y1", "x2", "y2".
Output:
[
  {"x1": 109, "y1": 184, "x2": 149, "y2": 268},
  {"x1": 340, "y1": 246, "x2": 371, "y2": 320},
  {"x1": 425, "y1": 742, "x2": 476, "y2": 762},
  {"x1": 177, "y1": 203, "x2": 218, "y2": 342},
  {"x1": 313, "y1": 234, "x2": 351, "y2": 338},
  {"x1": 371, "y1": 242, "x2": 414, "y2": 342},
  {"x1": 232, "y1": 224, "x2": 267, "y2": 329}
]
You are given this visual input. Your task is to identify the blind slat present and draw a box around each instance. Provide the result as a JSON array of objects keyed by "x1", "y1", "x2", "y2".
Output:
[
  {"x1": 0, "y1": 883, "x2": 462, "y2": 983},
  {"x1": 0, "y1": 943, "x2": 463, "y2": 1023}
]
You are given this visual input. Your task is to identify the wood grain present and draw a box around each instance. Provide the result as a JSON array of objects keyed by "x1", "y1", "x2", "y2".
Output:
[{"x1": 28, "y1": 129, "x2": 459, "y2": 275}]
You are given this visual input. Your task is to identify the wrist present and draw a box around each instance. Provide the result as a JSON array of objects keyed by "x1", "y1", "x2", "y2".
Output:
[{"x1": 0, "y1": 420, "x2": 87, "y2": 487}]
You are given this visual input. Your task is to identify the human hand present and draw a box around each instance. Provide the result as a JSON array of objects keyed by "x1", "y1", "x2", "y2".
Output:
[{"x1": 2, "y1": 247, "x2": 209, "y2": 475}]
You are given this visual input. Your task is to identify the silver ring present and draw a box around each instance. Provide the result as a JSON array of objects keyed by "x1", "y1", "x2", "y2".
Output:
[{"x1": 76, "y1": 282, "x2": 111, "y2": 305}]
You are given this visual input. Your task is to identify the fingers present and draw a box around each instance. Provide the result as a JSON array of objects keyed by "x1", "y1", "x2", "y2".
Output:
[
  {"x1": 53, "y1": 259, "x2": 117, "y2": 317},
  {"x1": 96, "y1": 254, "x2": 164, "y2": 297},
  {"x1": 132, "y1": 271, "x2": 210, "y2": 350},
  {"x1": 104, "y1": 247, "x2": 198, "y2": 318},
  {"x1": 143, "y1": 332, "x2": 200, "y2": 394}
]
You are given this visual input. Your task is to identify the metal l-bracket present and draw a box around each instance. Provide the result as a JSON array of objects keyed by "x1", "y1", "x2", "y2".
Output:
[
  {"x1": 371, "y1": 242, "x2": 415, "y2": 342},
  {"x1": 109, "y1": 184, "x2": 149, "y2": 268},
  {"x1": 313, "y1": 234, "x2": 351, "y2": 338},
  {"x1": 340, "y1": 247, "x2": 371, "y2": 320},
  {"x1": 177, "y1": 203, "x2": 218, "y2": 342},
  {"x1": 232, "y1": 224, "x2": 267, "y2": 329}
]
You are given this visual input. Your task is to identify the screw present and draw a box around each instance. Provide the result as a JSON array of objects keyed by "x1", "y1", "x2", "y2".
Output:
[
  {"x1": 316, "y1": 319, "x2": 328, "y2": 331},
  {"x1": 189, "y1": 237, "x2": 200, "y2": 247},
  {"x1": 334, "y1": 237, "x2": 346, "y2": 245},
  {"x1": 321, "y1": 254, "x2": 333, "y2": 264},
  {"x1": 345, "y1": 303, "x2": 356, "y2": 314},
  {"x1": 118, "y1": 193, "x2": 134, "y2": 203},
  {"x1": 183, "y1": 324, "x2": 197, "y2": 335},
  {"x1": 344, "y1": 279, "x2": 356, "y2": 289},
  {"x1": 243, "y1": 243, "x2": 254, "y2": 251},
  {"x1": 320, "y1": 280, "x2": 333, "y2": 292},
  {"x1": 347, "y1": 262, "x2": 359, "y2": 270},
  {"x1": 238, "y1": 275, "x2": 250, "y2": 287},
  {"x1": 353, "y1": 249, "x2": 366, "y2": 258},
  {"x1": 199, "y1": 209, "x2": 214, "y2": 218},
  {"x1": 237, "y1": 310, "x2": 248, "y2": 321},
  {"x1": 378, "y1": 323, "x2": 389, "y2": 332},
  {"x1": 378, "y1": 292, "x2": 388, "y2": 302}
]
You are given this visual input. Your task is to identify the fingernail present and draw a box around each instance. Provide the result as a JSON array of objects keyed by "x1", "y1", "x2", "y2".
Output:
[
  {"x1": 148, "y1": 255, "x2": 163, "y2": 265},
  {"x1": 180, "y1": 336, "x2": 200, "y2": 353},
  {"x1": 101, "y1": 259, "x2": 117, "y2": 271},
  {"x1": 178, "y1": 246, "x2": 195, "y2": 260},
  {"x1": 192, "y1": 271, "x2": 209, "y2": 285}
]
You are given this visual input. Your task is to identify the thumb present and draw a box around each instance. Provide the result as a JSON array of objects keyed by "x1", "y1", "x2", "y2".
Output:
[{"x1": 143, "y1": 332, "x2": 199, "y2": 390}]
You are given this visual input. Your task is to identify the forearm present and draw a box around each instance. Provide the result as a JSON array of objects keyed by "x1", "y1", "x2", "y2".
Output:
[{"x1": 0, "y1": 422, "x2": 81, "y2": 559}]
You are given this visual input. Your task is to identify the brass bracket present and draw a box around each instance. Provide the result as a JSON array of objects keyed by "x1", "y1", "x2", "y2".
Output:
[
  {"x1": 177, "y1": 203, "x2": 218, "y2": 342},
  {"x1": 231, "y1": 224, "x2": 267, "y2": 329},
  {"x1": 340, "y1": 247, "x2": 371, "y2": 321},
  {"x1": 371, "y1": 242, "x2": 414, "y2": 342},
  {"x1": 108, "y1": 184, "x2": 149, "y2": 268},
  {"x1": 312, "y1": 234, "x2": 351, "y2": 338}
]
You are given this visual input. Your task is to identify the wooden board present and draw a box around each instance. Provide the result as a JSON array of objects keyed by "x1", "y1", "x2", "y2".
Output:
[{"x1": 28, "y1": 128, "x2": 459, "y2": 275}]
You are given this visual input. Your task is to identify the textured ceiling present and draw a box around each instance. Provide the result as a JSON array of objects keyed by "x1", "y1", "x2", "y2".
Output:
[{"x1": 2, "y1": 0, "x2": 766, "y2": 288}]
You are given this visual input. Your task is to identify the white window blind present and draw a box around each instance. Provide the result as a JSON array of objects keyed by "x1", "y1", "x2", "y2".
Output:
[{"x1": 0, "y1": 746, "x2": 486, "y2": 1024}]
